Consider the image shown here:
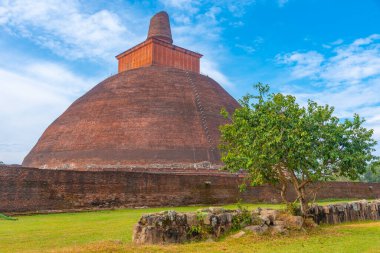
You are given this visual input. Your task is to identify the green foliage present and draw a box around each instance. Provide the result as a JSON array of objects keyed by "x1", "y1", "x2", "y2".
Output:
[
  {"x1": 188, "y1": 211, "x2": 213, "y2": 239},
  {"x1": 285, "y1": 202, "x2": 301, "y2": 216},
  {"x1": 231, "y1": 205, "x2": 252, "y2": 231},
  {"x1": 187, "y1": 224, "x2": 209, "y2": 239},
  {"x1": 0, "y1": 213, "x2": 17, "y2": 221},
  {"x1": 238, "y1": 183, "x2": 247, "y2": 192},
  {"x1": 235, "y1": 198, "x2": 243, "y2": 208},
  {"x1": 196, "y1": 211, "x2": 207, "y2": 221},
  {"x1": 186, "y1": 211, "x2": 212, "y2": 239},
  {"x1": 220, "y1": 83, "x2": 379, "y2": 214},
  {"x1": 361, "y1": 165, "x2": 380, "y2": 182},
  {"x1": 188, "y1": 225, "x2": 203, "y2": 234}
]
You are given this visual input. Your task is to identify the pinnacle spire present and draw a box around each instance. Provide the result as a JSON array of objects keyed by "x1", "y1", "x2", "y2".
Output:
[{"x1": 147, "y1": 11, "x2": 173, "y2": 44}]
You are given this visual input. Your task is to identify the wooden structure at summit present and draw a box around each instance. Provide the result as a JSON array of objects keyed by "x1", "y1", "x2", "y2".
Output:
[{"x1": 116, "y1": 12, "x2": 202, "y2": 73}]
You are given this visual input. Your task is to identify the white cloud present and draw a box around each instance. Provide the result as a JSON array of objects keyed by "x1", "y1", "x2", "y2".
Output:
[
  {"x1": 160, "y1": 0, "x2": 200, "y2": 14},
  {"x1": 230, "y1": 20, "x2": 244, "y2": 27},
  {"x1": 204, "y1": 6, "x2": 222, "y2": 24},
  {"x1": 277, "y1": 51, "x2": 324, "y2": 78},
  {"x1": 277, "y1": 34, "x2": 380, "y2": 84},
  {"x1": 0, "y1": 55, "x2": 97, "y2": 164},
  {"x1": 322, "y1": 38, "x2": 380, "y2": 84},
  {"x1": 283, "y1": 79, "x2": 380, "y2": 150},
  {"x1": 286, "y1": 78, "x2": 380, "y2": 115},
  {"x1": 0, "y1": 0, "x2": 139, "y2": 61},
  {"x1": 160, "y1": 0, "x2": 255, "y2": 29},
  {"x1": 160, "y1": 0, "x2": 255, "y2": 18},
  {"x1": 331, "y1": 39, "x2": 344, "y2": 45},
  {"x1": 235, "y1": 44, "x2": 256, "y2": 54},
  {"x1": 0, "y1": 5, "x2": 8, "y2": 24},
  {"x1": 160, "y1": 0, "x2": 256, "y2": 90},
  {"x1": 160, "y1": 1, "x2": 235, "y2": 90},
  {"x1": 0, "y1": 0, "x2": 239, "y2": 90},
  {"x1": 352, "y1": 34, "x2": 380, "y2": 46},
  {"x1": 201, "y1": 59, "x2": 234, "y2": 89},
  {"x1": 235, "y1": 36, "x2": 264, "y2": 54},
  {"x1": 322, "y1": 39, "x2": 343, "y2": 49},
  {"x1": 278, "y1": 0, "x2": 289, "y2": 7},
  {"x1": 277, "y1": 34, "x2": 380, "y2": 154},
  {"x1": 224, "y1": 0, "x2": 255, "y2": 17}
]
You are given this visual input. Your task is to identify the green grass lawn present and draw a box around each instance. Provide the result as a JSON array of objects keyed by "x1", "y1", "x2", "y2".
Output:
[{"x1": 0, "y1": 199, "x2": 378, "y2": 253}]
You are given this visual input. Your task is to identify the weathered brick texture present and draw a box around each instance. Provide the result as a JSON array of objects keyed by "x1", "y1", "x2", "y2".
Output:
[
  {"x1": 1, "y1": 166, "x2": 379, "y2": 213},
  {"x1": 22, "y1": 66, "x2": 239, "y2": 169}
]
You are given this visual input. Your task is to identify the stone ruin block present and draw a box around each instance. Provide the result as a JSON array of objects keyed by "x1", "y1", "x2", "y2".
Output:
[
  {"x1": 133, "y1": 199, "x2": 380, "y2": 244},
  {"x1": 309, "y1": 199, "x2": 380, "y2": 225},
  {"x1": 132, "y1": 207, "x2": 305, "y2": 244}
]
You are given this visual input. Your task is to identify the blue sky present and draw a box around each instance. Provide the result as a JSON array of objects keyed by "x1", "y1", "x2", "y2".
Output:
[{"x1": 0, "y1": 0, "x2": 379, "y2": 164}]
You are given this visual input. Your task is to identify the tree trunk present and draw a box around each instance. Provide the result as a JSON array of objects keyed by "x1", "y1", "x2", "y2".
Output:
[
  {"x1": 288, "y1": 171, "x2": 310, "y2": 216},
  {"x1": 275, "y1": 163, "x2": 289, "y2": 204},
  {"x1": 280, "y1": 182, "x2": 288, "y2": 204},
  {"x1": 298, "y1": 187, "x2": 309, "y2": 216}
]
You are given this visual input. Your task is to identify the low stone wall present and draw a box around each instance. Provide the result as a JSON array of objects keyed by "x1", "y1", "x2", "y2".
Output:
[
  {"x1": 133, "y1": 207, "x2": 301, "y2": 244},
  {"x1": 1, "y1": 166, "x2": 380, "y2": 213},
  {"x1": 309, "y1": 199, "x2": 380, "y2": 224},
  {"x1": 134, "y1": 199, "x2": 380, "y2": 244}
]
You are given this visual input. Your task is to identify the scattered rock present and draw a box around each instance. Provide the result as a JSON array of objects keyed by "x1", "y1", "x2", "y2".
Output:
[
  {"x1": 286, "y1": 216, "x2": 303, "y2": 229},
  {"x1": 208, "y1": 207, "x2": 225, "y2": 214},
  {"x1": 259, "y1": 209, "x2": 279, "y2": 225},
  {"x1": 271, "y1": 225, "x2": 288, "y2": 235},
  {"x1": 244, "y1": 225, "x2": 268, "y2": 234},
  {"x1": 203, "y1": 213, "x2": 212, "y2": 225},
  {"x1": 186, "y1": 213, "x2": 198, "y2": 226},
  {"x1": 231, "y1": 230, "x2": 245, "y2": 238},
  {"x1": 135, "y1": 206, "x2": 149, "y2": 209},
  {"x1": 303, "y1": 218, "x2": 318, "y2": 228},
  {"x1": 273, "y1": 220, "x2": 285, "y2": 226},
  {"x1": 276, "y1": 214, "x2": 304, "y2": 230}
]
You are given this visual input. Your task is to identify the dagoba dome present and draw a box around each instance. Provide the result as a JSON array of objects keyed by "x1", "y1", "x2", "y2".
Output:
[{"x1": 22, "y1": 11, "x2": 239, "y2": 170}]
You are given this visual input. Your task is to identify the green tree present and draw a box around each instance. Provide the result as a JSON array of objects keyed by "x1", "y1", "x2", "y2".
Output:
[
  {"x1": 220, "y1": 83, "x2": 378, "y2": 215},
  {"x1": 361, "y1": 166, "x2": 380, "y2": 182}
]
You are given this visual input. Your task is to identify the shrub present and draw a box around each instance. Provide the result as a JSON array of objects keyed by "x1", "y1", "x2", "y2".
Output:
[
  {"x1": 285, "y1": 202, "x2": 301, "y2": 216},
  {"x1": 231, "y1": 205, "x2": 252, "y2": 230}
]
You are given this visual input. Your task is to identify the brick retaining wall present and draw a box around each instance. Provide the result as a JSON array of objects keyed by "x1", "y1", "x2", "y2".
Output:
[{"x1": 1, "y1": 166, "x2": 380, "y2": 213}]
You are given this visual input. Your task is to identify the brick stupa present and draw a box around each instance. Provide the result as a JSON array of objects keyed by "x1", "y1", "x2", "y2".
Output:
[{"x1": 23, "y1": 11, "x2": 239, "y2": 170}]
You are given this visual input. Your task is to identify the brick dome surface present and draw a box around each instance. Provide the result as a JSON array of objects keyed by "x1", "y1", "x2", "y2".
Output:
[{"x1": 22, "y1": 66, "x2": 239, "y2": 170}]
